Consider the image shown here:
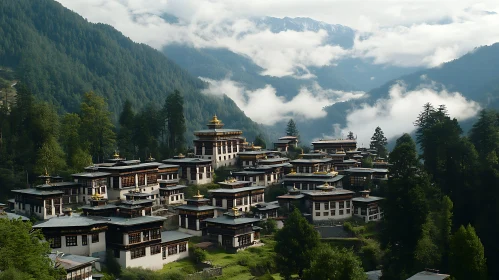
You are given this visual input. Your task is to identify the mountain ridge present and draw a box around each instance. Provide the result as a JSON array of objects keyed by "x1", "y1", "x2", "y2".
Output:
[{"x1": 0, "y1": 0, "x2": 262, "y2": 142}]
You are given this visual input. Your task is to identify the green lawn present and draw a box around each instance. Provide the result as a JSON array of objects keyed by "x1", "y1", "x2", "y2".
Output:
[{"x1": 160, "y1": 237, "x2": 278, "y2": 279}]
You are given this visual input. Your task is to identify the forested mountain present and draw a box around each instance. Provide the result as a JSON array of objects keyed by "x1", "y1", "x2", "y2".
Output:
[{"x1": 0, "y1": 0, "x2": 262, "y2": 142}]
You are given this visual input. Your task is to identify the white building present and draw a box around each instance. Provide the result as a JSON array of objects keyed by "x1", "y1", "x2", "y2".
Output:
[
  {"x1": 49, "y1": 252, "x2": 98, "y2": 280},
  {"x1": 302, "y1": 183, "x2": 355, "y2": 221},
  {"x1": 352, "y1": 190, "x2": 384, "y2": 222},
  {"x1": 193, "y1": 115, "x2": 244, "y2": 169},
  {"x1": 209, "y1": 180, "x2": 265, "y2": 212},
  {"x1": 12, "y1": 188, "x2": 64, "y2": 220}
]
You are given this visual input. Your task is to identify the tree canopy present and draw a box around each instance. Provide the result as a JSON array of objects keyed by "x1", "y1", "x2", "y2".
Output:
[
  {"x1": 302, "y1": 245, "x2": 366, "y2": 280},
  {"x1": 274, "y1": 208, "x2": 319, "y2": 279},
  {"x1": 0, "y1": 218, "x2": 66, "y2": 280},
  {"x1": 285, "y1": 119, "x2": 299, "y2": 139},
  {"x1": 370, "y1": 126, "x2": 388, "y2": 158}
]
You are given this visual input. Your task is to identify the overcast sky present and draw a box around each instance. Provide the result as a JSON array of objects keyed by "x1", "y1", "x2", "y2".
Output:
[{"x1": 55, "y1": 0, "x2": 493, "y2": 143}]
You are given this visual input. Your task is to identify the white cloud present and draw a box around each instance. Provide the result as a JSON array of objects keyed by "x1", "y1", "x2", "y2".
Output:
[
  {"x1": 335, "y1": 81, "x2": 481, "y2": 146},
  {"x1": 56, "y1": 0, "x2": 499, "y2": 75},
  {"x1": 352, "y1": 6, "x2": 499, "y2": 67},
  {"x1": 200, "y1": 78, "x2": 365, "y2": 125}
]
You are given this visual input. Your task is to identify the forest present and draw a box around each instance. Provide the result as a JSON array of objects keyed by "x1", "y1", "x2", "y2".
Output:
[
  {"x1": 0, "y1": 83, "x2": 189, "y2": 202},
  {"x1": 0, "y1": 0, "x2": 262, "y2": 143}
]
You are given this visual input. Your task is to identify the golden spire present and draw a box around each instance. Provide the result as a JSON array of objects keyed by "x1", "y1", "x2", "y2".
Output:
[
  {"x1": 210, "y1": 114, "x2": 221, "y2": 124},
  {"x1": 149, "y1": 153, "x2": 153, "y2": 160},
  {"x1": 113, "y1": 150, "x2": 120, "y2": 159},
  {"x1": 292, "y1": 183, "x2": 297, "y2": 191},
  {"x1": 193, "y1": 190, "x2": 204, "y2": 198},
  {"x1": 231, "y1": 207, "x2": 239, "y2": 216},
  {"x1": 324, "y1": 182, "x2": 329, "y2": 187}
]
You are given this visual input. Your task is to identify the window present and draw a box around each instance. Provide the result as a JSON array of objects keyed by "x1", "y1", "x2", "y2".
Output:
[
  {"x1": 168, "y1": 245, "x2": 178, "y2": 255},
  {"x1": 143, "y1": 230, "x2": 150, "y2": 241},
  {"x1": 131, "y1": 247, "x2": 146, "y2": 259},
  {"x1": 66, "y1": 236, "x2": 77, "y2": 247},
  {"x1": 179, "y1": 242, "x2": 187, "y2": 252},
  {"x1": 324, "y1": 212, "x2": 329, "y2": 216},
  {"x1": 339, "y1": 201, "x2": 345, "y2": 209},
  {"x1": 50, "y1": 236, "x2": 61, "y2": 248},
  {"x1": 114, "y1": 249, "x2": 120, "y2": 258},
  {"x1": 87, "y1": 188, "x2": 93, "y2": 195},
  {"x1": 315, "y1": 203, "x2": 320, "y2": 211},
  {"x1": 331, "y1": 210, "x2": 336, "y2": 216},
  {"x1": 92, "y1": 233, "x2": 99, "y2": 243},
  {"x1": 162, "y1": 246, "x2": 167, "y2": 259},
  {"x1": 339, "y1": 210, "x2": 344, "y2": 215},
  {"x1": 151, "y1": 245, "x2": 161, "y2": 255},
  {"x1": 347, "y1": 209, "x2": 351, "y2": 214},
  {"x1": 82, "y1": 235, "x2": 88, "y2": 245},
  {"x1": 129, "y1": 232, "x2": 141, "y2": 244},
  {"x1": 316, "y1": 212, "x2": 320, "y2": 216},
  {"x1": 151, "y1": 229, "x2": 161, "y2": 240},
  {"x1": 346, "y1": 201, "x2": 351, "y2": 208},
  {"x1": 330, "y1": 201, "x2": 336, "y2": 209},
  {"x1": 324, "y1": 202, "x2": 329, "y2": 210}
]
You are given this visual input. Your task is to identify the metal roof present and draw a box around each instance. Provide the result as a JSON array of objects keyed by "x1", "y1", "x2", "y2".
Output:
[
  {"x1": 11, "y1": 189, "x2": 64, "y2": 196},
  {"x1": 209, "y1": 186, "x2": 266, "y2": 194},
  {"x1": 161, "y1": 231, "x2": 192, "y2": 243},
  {"x1": 204, "y1": 215, "x2": 260, "y2": 225},
  {"x1": 352, "y1": 196, "x2": 384, "y2": 203},
  {"x1": 71, "y1": 172, "x2": 111, "y2": 178},
  {"x1": 49, "y1": 253, "x2": 98, "y2": 270},
  {"x1": 406, "y1": 271, "x2": 450, "y2": 280},
  {"x1": 301, "y1": 188, "x2": 354, "y2": 197},
  {"x1": 175, "y1": 205, "x2": 217, "y2": 211}
]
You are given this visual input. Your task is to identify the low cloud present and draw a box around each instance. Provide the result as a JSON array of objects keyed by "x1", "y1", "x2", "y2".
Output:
[
  {"x1": 200, "y1": 78, "x2": 365, "y2": 125},
  {"x1": 353, "y1": 6, "x2": 499, "y2": 67},
  {"x1": 335, "y1": 81, "x2": 481, "y2": 147}
]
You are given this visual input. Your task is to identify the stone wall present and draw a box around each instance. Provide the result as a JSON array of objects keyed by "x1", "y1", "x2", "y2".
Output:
[{"x1": 187, "y1": 267, "x2": 223, "y2": 279}]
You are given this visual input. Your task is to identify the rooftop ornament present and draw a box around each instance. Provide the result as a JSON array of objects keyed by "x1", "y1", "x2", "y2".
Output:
[{"x1": 193, "y1": 190, "x2": 204, "y2": 199}]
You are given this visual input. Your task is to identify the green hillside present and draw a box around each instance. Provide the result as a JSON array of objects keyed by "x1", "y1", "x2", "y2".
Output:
[{"x1": 0, "y1": 0, "x2": 261, "y2": 141}]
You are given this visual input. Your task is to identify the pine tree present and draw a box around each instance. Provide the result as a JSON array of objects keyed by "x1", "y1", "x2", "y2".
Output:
[
  {"x1": 117, "y1": 100, "x2": 136, "y2": 159},
  {"x1": 164, "y1": 90, "x2": 186, "y2": 155},
  {"x1": 285, "y1": 119, "x2": 299, "y2": 139},
  {"x1": 370, "y1": 126, "x2": 388, "y2": 158}
]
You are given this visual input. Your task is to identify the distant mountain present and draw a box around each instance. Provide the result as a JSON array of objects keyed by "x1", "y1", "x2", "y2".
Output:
[
  {"x1": 309, "y1": 43, "x2": 499, "y2": 140},
  {"x1": 0, "y1": 0, "x2": 262, "y2": 142},
  {"x1": 163, "y1": 16, "x2": 420, "y2": 96}
]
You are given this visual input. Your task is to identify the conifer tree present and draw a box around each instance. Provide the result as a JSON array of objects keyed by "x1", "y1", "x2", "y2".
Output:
[
  {"x1": 370, "y1": 126, "x2": 388, "y2": 158},
  {"x1": 117, "y1": 100, "x2": 136, "y2": 159},
  {"x1": 164, "y1": 90, "x2": 186, "y2": 155},
  {"x1": 285, "y1": 119, "x2": 299, "y2": 139}
]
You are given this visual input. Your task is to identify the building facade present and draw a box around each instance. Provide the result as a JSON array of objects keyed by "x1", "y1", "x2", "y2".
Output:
[
  {"x1": 193, "y1": 115, "x2": 244, "y2": 169},
  {"x1": 209, "y1": 179, "x2": 265, "y2": 212}
]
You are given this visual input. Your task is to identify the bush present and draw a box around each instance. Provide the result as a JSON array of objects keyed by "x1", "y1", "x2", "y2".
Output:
[
  {"x1": 343, "y1": 222, "x2": 354, "y2": 234},
  {"x1": 189, "y1": 246, "x2": 207, "y2": 264},
  {"x1": 120, "y1": 267, "x2": 160, "y2": 280},
  {"x1": 254, "y1": 273, "x2": 275, "y2": 280},
  {"x1": 360, "y1": 238, "x2": 383, "y2": 270}
]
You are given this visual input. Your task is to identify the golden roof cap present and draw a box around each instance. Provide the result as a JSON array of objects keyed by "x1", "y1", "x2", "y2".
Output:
[
  {"x1": 193, "y1": 190, "x2": 204, "y2": 198},
  {"x1": 209, "y1": 114, "x2": 222, "y2": 124}
]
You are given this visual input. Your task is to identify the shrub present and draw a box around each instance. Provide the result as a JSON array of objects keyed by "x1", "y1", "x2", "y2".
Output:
[{"x1": 189, "y1": 247, "x2": 207, "y2": 264}]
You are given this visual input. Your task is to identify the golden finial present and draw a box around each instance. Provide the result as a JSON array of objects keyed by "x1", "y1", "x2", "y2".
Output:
[
  {"x1": 324, "y1": 182, "x2": 329, "y2": 187},
  {"x1": 193, "y1": 190, "x2": 203, "y2": 198},
  {"x1": 44, "y1": 167, "x2": 49, "y2": 176},
  {"x1": 149, "y1": 153, "x2": 153, "y2": 160},
  {"x1": 292, "y1": 183, "x2": 297, "y2": 191},
  {"x1": 232, "y1": 207, "x2": 239, "y2": 215},
  {"x1": 113, "y1": 150, "x2": 120, "y2": 159},
  {"x1": 210, "y1": 114, "x2": 221, "y2": 124}
]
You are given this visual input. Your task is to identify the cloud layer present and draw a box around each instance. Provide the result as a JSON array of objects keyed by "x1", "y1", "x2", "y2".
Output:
[
  {"x1": 336, "y1": 80, "x2": 481, "y2": 146},
  {"x1": 56, "y1": 0, "x2": 499, "y2": 76},
  {"x1": 200, "y1": 78, "x2": 365, "y2": 125}
]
